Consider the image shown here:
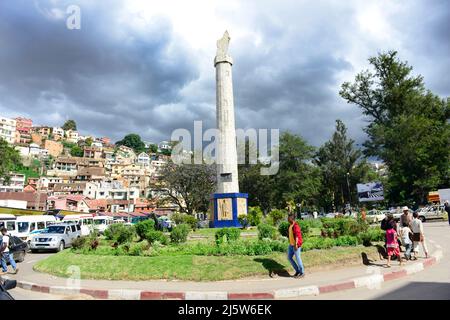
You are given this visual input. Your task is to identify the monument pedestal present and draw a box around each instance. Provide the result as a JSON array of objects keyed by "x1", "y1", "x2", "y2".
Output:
[{"x1": 210, "y1": 193, "x2": 248, "y2": 228}]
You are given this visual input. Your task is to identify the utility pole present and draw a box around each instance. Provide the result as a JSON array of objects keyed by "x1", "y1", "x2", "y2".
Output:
[{"x1": 346, "y1": 172, "x2": 352, "y2": 206}]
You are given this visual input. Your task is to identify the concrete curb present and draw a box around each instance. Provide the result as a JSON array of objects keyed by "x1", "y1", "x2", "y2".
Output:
[{"x1": 2, "y1": 250, "x2": 442, "y2": 300}]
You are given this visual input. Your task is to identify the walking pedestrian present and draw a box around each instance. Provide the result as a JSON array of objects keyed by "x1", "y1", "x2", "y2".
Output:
[
  {"x1": 400, "y1": 223, "x2": 413, "y2": 260},
  {"x1": 400, "y1": 206, "x2": 413, "y2": 227},
  {"x1": 411, "y1": 212, "x2": 429, "y2": 259},
  {"x1": 0, "y1": 227, "x2": 18, "y2": 275},
  {"x1": 444, "y1": 200, "x2": 450, "y2": 226},
  {"x1": 287, "y1": 213, "x2": 304, "y2": 278},
  {"x1": 385, "y1": 215, "x2": 402, "y2": 267}
]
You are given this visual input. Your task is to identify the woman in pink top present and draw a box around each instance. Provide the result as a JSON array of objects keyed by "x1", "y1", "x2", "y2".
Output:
[{"x1": 385, "y1": 216, "x2": 403, "y2": 267}]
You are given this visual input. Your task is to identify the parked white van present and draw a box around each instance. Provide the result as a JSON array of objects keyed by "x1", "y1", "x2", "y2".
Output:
[
  {"x1": 12, "y1": 215, "x2": 58, "y2": 244},
  {"x1": 0, "y1": 214, "x2": 16, "y2": 233},
  {"x1": 62, "y1": 214, "x2": 94, "y2": 236},
  {"x1": 93, "y1": 216, "x2": 113, "y2": 234}
]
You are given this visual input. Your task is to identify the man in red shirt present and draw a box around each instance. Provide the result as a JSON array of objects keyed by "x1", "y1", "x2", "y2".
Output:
[{"x1": 287, "y1": 213, "x2": 304, "y2": 278}]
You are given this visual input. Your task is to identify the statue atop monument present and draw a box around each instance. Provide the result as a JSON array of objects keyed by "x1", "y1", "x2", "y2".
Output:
[{"x1": 216, "y1": 30, "x2": 231, "y2": 57}]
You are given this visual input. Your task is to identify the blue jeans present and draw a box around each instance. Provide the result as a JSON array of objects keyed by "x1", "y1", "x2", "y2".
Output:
[
  {"x1": 287, "y1": 245, "x2": 304, "y2": 274},
  {"x1": 1, "y1": 252, "x2": 17, "y2": 272},
  {"x1": 404, "y1": 243, "x2": 412, "y2": 259}
]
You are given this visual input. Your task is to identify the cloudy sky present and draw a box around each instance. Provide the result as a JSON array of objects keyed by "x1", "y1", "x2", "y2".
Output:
[{"x1": 0, "y1": 0, "x2": 448, "y2": 147}]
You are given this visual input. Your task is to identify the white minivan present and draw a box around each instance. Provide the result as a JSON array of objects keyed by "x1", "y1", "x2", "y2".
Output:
[
  {"x1": 12, "y1": 215, "x2": 58, "y2": 245},
  {"x1": 62, "y1": 214, "x2": 94, "y2": 236},
  {"x1": 0, "y1": 214, "x2": 17, "y2": 233},
  {"x1": 93, "y1": 216, "x2": 113, "y2": 234}
]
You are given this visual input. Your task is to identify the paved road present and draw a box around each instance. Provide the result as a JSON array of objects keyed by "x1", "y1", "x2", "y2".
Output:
[
  {"x1": 5, "y1": 221, "x2": 449, "y2": 300},
  {"x1": 296, "y1": 221, "x2": 450, "y2": 300}
]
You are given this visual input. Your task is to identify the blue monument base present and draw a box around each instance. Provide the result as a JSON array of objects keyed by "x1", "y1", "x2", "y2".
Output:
[{"x1": 210, "y1": 193, "x2": 248, "y2": 228}]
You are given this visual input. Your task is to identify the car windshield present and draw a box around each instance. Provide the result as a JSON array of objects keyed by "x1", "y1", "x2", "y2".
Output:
[
  {"x1": 94, "y1": 219, "x2": 106, "y2": 225},
  {"x1": 42, "y1": 226, "x2": 65, "y2": 234}
]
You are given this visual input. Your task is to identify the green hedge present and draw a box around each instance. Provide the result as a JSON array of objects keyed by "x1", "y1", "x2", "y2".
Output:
[
  {"x1": 215, "y1": 228, "x2": 241, "y2": 244},
  {"x1": 145, "y1": 230, "x2": 169, "y2": 245},
  {"x1": 258, "y1": 223, "x2": 277, "y2": 240},
  {"x1": 170, "y1": 224, "x2": 190, "y2": 243},
  {"x1": 104, "y1": 224, "x2": 136, "y2": 244},
  {"x1": 320, "y1": 217, "x2": 368, "y2": 238},
  {"x1": 135, "y1": 220, "x2": 155, "y2": 240}
]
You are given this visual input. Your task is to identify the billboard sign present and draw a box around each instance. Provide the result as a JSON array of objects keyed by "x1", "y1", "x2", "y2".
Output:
[{"x1": 357, "y1": 182, "x2": 384, "y2": 202}]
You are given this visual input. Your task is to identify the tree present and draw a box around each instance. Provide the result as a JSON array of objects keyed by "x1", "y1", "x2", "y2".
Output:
[
  {"x1": 272, "y1": 132, "x2": 322, "y2": 211},
  {"x1": 239, "y1": 132, "x2": 322, "y2": 213},
  {"x1": 62, "y1": 119, "x2": 77, "y2": 131},
  {"x1": 149, "y1": 144, "x2": 158, "y2": 153},
  {"x1": 340, "y1": 51, "x2": 450, "y2": 205},
  {"x1": 239, "y1": 140, "x2": 276, "y2": 213},
  {"x1": 0, "y1": 138, "x2": 22, "y2": 183},
  {"x1": 315, "y1": 120, "x2": 379, "y2": 211},
  {"x1": 152, "y1": 160, "x2": 216, "y2": 215},
  {"x1": 70, "y1": 145, "x2": 84, "y2": 157},
  {"x1": 85, "y1": 137, "x2": 93, "y2": 146},
  {"x1": 116, "y1": 134, "x2": 146, "y2": 154}
]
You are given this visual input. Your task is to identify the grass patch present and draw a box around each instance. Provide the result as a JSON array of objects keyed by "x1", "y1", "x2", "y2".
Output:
[{"x1": 33, "y1": 246, "x2": 380, "y2": 281}]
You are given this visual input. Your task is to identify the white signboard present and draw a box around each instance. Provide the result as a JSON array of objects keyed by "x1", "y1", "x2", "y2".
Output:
[
  {"x1": 438, "y1": 188, "x2": 450, "y2": 205},
  {"x1": 357, "y1": 182, "x2": 384, "y2": 202}
]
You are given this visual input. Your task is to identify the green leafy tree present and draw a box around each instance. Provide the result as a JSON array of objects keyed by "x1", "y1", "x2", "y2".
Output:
[
  {"x1": 152, "y1": 160, "x2": 216, "y2": 215},
  {"x1": 0, "y1": 138, "x2": 22, "y2": 183},
  {"x1": 315, "y1": 120, "x2": 379, "y2": 210},
  {"x1": 340, "y1": 51, "x2": 450, "y2": 205},
  {"x1": 149, "y1": 144, "x2": 158, "y2": 153},
  {"x1": 70, "y1": 145, "x2": 84, "y2": 157},
  {"x1": 62, "y1": 119, "x2": 77, "y2": 131},
  {"x1": 272, "y1": 132, "x2": 322, "y2": 211},
  {"x1": 116, "y1": 134, "x2": 146, "y2": 154}
]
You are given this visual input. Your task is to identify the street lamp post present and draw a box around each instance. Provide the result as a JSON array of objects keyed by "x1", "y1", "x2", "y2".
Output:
[{"x1": 346, "y1": 172, "x2": 352, "y2": 206}]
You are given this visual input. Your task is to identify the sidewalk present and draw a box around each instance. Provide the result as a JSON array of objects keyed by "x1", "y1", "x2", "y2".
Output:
[{"x1": 1, "y1": 245, "x2": 442, "y2": 300}]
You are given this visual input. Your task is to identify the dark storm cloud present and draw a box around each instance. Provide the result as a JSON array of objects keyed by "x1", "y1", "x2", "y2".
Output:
[
  {"x1": 0, "y1": 0, "x2": 200, "y2": 142},
  {"x1": 0, "y1": 0, "x2": 448, "y2": 146}
]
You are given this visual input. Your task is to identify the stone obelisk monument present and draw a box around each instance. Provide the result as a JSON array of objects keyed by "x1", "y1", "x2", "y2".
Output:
[{"x1": 211, "y1": 31, "x2": 248, "y2": 228}]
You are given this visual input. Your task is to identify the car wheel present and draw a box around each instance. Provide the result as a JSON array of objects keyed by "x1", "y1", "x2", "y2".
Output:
[
  {"x1": 419, "y1": 216, "x2": 426, "y2": 222},
  {"x1": 31, "y1": 249, "x2": 39, "y2": 254},
  {"x1": 57, "y1": 241, "x2": 65, "y2": 252}
]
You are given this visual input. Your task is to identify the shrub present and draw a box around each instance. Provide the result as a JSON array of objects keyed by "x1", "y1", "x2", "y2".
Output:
[
  {"x1": 296, "y1": 220, "x2": 310, "y2": 235},
  {"x1": 171, "y1": 212, "x2": 184, "y2": 225},
  {"x1": 238, "y1": 214, "x2": 249, "y2": 229},
  {"x1": 257, "y1": 223, "x2": 277, "y2": 240},
  {"x1": 215, "y1": 227, "x2": 241, "y2": 244},
  {"x1": 182, "y1": 215, "x2": 198, "y2": 231},
  {"x1": 269, "y1": 209, "x2": 287, "y2": 226},
  {"x1": 334, "y1": 235, "x2": 360, "y2": 247},
  {"x1": 170, "y1": 224, "x2": 190, "y2": 243},
  {"x1": 71, "y1": 236, "x2": 87, "y2": 250},
  {"x1": 145, "y1": 230, "x2": 169, "y2": 245},
  {"x1": 128, "y1": 243, "x2": 144, "y2": 256},
  {"x1": 358, "y1": 232, "x2": 373, "y2": 247},
  {"x1": 135, "y1": 220, "x2": 155, "y2": 240},
  {"x1": 320, "y1": 217, "x2": 369, "y2": 238},
  {"x1": 104, "y1": 224, "x2": 136, "y2": 244},
  {"x1": 247, "y1": 207, "x2": 263, "y2": 226},
  {"x1": 278, "y1": 221, "x2": 290, "y2": 237}
]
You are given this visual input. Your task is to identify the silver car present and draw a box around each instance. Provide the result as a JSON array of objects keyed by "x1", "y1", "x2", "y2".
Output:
[{"x1": 29, "y1": 223, "x2": 81, "y2": 253}]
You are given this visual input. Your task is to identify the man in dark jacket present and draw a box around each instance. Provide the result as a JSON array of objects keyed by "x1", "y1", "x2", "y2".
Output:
[
  {"x1": 445, "y1": 201, "x2": 450, "y2": 226},
  {"x1": 287, "y1": 213, "x2": 304, "y2": 278}
]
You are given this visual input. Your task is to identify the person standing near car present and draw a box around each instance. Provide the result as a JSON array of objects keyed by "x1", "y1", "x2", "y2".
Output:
[
  {"x1": 400, "y1": 206, "x2": 413, "y2": 227},
  {"x1": 0, "y1": 228, "x2": 18, "y2": 275},
  {"x1": 385, "y1": 217, "x2": 403, "y2": 268},
  {"x1": 444, "y1": 200, "x2": 450, "y2": 226},
  {"x1": 400, "y1": 223, "x2": 413, "y2": 260},
  {"x1": 411, "y1": 212, "x2": 429, "y2": 259},
  {"x1": 287, "y1": 213, "x2": 305, "y2": 278}
]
